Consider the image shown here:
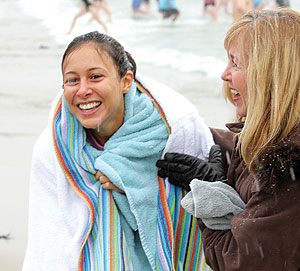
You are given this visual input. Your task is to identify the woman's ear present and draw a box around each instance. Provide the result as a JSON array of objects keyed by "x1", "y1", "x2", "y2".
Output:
[{"x1": 121, "y1": 71, "x2": 134, "y2": 94}]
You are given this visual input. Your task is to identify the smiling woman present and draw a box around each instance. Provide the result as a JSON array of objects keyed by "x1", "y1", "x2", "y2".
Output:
[
  {"x1": 156, "y1": 9, "x2": 300, "y2": 270},
  {"x1": 62, "y1": 42, "x2": 133, "y2": 145},
  {"x1": 221, "y1": 37, "x2": 248, "y2": 117},
  {"x1": 22, "y1": 31, "x2": 215, "y2": 270}
]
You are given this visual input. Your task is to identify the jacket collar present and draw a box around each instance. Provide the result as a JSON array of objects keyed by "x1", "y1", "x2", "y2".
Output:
[{"x1": 226, "y1": 122, "x2": 244, "y2": 134}]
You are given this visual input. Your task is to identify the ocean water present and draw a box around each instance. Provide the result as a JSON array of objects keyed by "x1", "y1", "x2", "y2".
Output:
[
  {"x1": 16, "y1": 0, "x2": 300, "y2": 76},
  {"x1": 15, "y1": 0, "x2": 300, "y2": 121},
  {"x1": 16, "y1": 0, "x2": 231, "y2": 90},
  {"x1": 15, "y1": 0, "x2": 300, "y2": 97}
]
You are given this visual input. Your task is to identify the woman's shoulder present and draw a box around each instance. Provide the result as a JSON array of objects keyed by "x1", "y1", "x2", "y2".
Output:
[
  {"x1": 32, "y1": 125, "x2": 56, "y2": 167},
  {"x1": 135, "y1": 73, "x2": 199, "y2": 119},
  {"x1": 136, "y1": 74, "x2": 214, "y2": 158},
  {"x1": 33, "y1": 126, "x2": 52, "y2": 151},
  {"x1": 256, "y1": 125, "x2": 300, "y2": 192}
]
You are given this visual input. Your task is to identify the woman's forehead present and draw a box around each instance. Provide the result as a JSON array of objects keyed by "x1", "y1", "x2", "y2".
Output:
[{"x1": 63, "y1": 44, "x2": 113, "y2": 69}]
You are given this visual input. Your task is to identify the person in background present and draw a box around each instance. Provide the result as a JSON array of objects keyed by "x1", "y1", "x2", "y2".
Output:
[
  {"x1": 232, "y1": 0, "x2": 253, "y2": 21},
  {"x1": 253, "y1": 0, "x2": 265, "y2": 9},
  {"x1": 203, "y1": 0, "x2": 218, "y2": 21},
  {"x1": 272, "y1": 0, "x2": 290, "y2": 8},
  {"x1": 91, "y1": 0, "x2": 112, "y2": 22},
  {"x1": 217, "y1": 0, "x2": 230, "y2": 15},
  {"x1": 132, "y1": 0, "x2": 151, "y2": 14},
  {"x1": 66, "y1": 0, "x2": 108, "y2": 35},
  {"x1": 158, "y1": 0, "x2": 180, "y2": 21},
  {"x1": 23, "y1": 31, "x2": 215, "y2": 270},
  {"x1": 157, "y1": 8, "x2": 300, "y2": 270}
]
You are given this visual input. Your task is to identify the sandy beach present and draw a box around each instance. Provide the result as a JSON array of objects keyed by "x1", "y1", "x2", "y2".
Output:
[
  {"x1": 0, "y1": 0, "x2": 235, "y2": 270},
  {"x1": 0, "y1": 1, "x2": 64, "y2": 269}
]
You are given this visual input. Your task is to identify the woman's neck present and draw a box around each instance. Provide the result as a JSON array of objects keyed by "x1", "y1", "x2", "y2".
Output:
[
  {"x1": 91, "y1": 129, "x2": 110, "y2": 146},
  {"x1": 91, "y1": 120, "x2": 124, "y2": 146}
]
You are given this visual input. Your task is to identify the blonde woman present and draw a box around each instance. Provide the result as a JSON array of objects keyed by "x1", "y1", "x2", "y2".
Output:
[{"x1": 157, "y1": 9, "x2": 300, "y2": 270}]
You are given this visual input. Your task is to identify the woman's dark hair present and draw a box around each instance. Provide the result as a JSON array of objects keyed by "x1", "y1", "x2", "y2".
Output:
[{"x1": 61, "y1": 31, "x2": 136, "y2": 78}]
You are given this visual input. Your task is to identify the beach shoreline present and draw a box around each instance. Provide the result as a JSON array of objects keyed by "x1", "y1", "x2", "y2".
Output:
[{"x1": 0, "y1": 1, "x2": 63, "y2": 269}]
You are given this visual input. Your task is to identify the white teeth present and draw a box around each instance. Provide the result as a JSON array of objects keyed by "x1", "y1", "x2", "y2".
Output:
[
  {"x1": 79, "y1": 102, "x2": 101, "y2": 110},
  {"x1": 231, "y1": 89, "x2": 238, "y2": 95}
]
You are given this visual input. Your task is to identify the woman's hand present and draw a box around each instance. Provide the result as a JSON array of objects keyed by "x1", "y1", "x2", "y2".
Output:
[
  {"x1": 96, "y1": 171, "x2": 124, "y2": 193},
  {"x1": 156, "y1": 145, "x2": 226, "y2": 191}
]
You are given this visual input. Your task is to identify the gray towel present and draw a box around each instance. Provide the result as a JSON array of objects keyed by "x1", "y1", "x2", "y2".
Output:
[{"x1": 181, "y1": 179, "x2": 246, "y2": 230}]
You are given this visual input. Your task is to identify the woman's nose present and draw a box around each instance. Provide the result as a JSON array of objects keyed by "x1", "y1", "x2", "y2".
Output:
[
  {"x1": 76, "y1": 80, "x2": 92, "y2": 97},
  {"x1": 221, "y1": 66, "x2": 231, "y2": 82}
]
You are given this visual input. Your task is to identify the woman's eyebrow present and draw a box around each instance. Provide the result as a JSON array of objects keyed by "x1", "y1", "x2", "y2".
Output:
[
  {"x1": 64, "y1": 67, "x2": 106, "y2": 75},
  {"x1": 88, "y1": 67, "x2": 105, "y2": 71}
]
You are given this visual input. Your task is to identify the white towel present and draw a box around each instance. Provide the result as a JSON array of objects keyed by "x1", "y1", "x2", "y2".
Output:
[{"x1": 23, "y1": 74, "x2": 214, "y2": 270}]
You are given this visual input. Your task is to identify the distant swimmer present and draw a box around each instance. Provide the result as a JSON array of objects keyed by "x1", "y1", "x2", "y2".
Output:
[
  {"x1": 66, "y1": 0, "x2": 108, "y2": 35},
  {"x1": 232, "y1": 0, "x2": 253, "y2": 22},
  {"x1": 158, "y1": 0, "x2": 179, "y2": 22},
  {"x1": 217, "y1": 0, "x2": 230, "y2": 14},
  {"x1": 253, "y1": 0, "x2": 265, "y2": 9},
  {"x1": 132, "y1": 0, "x2": 151, "y2": 14},
  {"x1": 93, "y1": 0, "x2": 112, "y2": 22},
  {"x1": 204, "y1": 0, "x2": 218, "y2": 21},
  {"x1": 272, "y1": 0, "x2": 290, "y2": 8}
]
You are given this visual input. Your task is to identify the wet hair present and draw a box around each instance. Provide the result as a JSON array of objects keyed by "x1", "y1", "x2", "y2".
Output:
[
  {"x1": 223, "y1": 8, "x2": 300, "y2": 174},
  {"x1": 61, "y1": 31, "x2": 136, "y2": 78}
]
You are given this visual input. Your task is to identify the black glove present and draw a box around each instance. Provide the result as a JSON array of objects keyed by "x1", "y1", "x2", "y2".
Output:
[{"x1": 156, "y1": 145, "x2": 226, "y2": 191}]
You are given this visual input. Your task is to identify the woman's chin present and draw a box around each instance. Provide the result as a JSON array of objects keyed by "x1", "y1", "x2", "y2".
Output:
[{"x1": 79, "y1": 119, "x2": 102, "y2": 130}]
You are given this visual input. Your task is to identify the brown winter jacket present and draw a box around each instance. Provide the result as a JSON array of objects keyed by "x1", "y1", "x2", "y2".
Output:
[{"x1": 202, "y1": 123, "x2": 300, "y2": 271}]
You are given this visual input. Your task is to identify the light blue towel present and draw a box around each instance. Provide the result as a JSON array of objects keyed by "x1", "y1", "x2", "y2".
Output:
[{"x1": 90, "y1": 80, "x2": 169, "y2": 270}]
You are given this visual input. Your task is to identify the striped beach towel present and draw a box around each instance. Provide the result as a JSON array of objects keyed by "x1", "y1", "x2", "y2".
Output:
[{"x1": 52, "y1": 78, "x2": 212, "y2": 271}]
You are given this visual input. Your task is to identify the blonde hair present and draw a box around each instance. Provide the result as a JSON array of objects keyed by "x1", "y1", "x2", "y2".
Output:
[{"x1": 224, "y1": 8, "x2": 300, "y2": 174}]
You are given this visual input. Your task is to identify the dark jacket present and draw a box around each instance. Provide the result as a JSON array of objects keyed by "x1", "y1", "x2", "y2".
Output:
[{"x1": 201, "y1": 123, "x2": 300, "y2": 271}]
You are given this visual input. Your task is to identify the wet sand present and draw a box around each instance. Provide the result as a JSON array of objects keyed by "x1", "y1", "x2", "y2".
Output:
[{"x1": 0, "y1": 1, "x2": 63, "y2": 269}]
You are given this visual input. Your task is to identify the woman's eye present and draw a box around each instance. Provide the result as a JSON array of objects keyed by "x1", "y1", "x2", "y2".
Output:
[
  {"x1": 231, "y1": 58, "x2": 238, "y2": 68},
  {"x1": 91, "y1": 74, "x2": 102, "y2": 80},
  {"x1": 230, "y1": 56, "x2": 238, "y2": 68},
  {"x1": 65, "y1": 78, "x2": 78, "y2": 85}
]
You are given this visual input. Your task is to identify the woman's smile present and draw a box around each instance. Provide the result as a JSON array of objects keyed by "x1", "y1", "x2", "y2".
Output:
[
  {"x1": 78, "y1": 101, "x2": 101, "y2": 111},
  {"x1": 221, "y1": 39, "x2": 248, "y2": 117},
  {"x1": 231, "y1": 89, "x2": 241, "y2": 102}
]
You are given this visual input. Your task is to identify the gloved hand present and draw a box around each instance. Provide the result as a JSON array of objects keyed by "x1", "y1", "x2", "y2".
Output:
[{"x1": 156, "y1": 145, "x2": 226, "y2": 191}]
